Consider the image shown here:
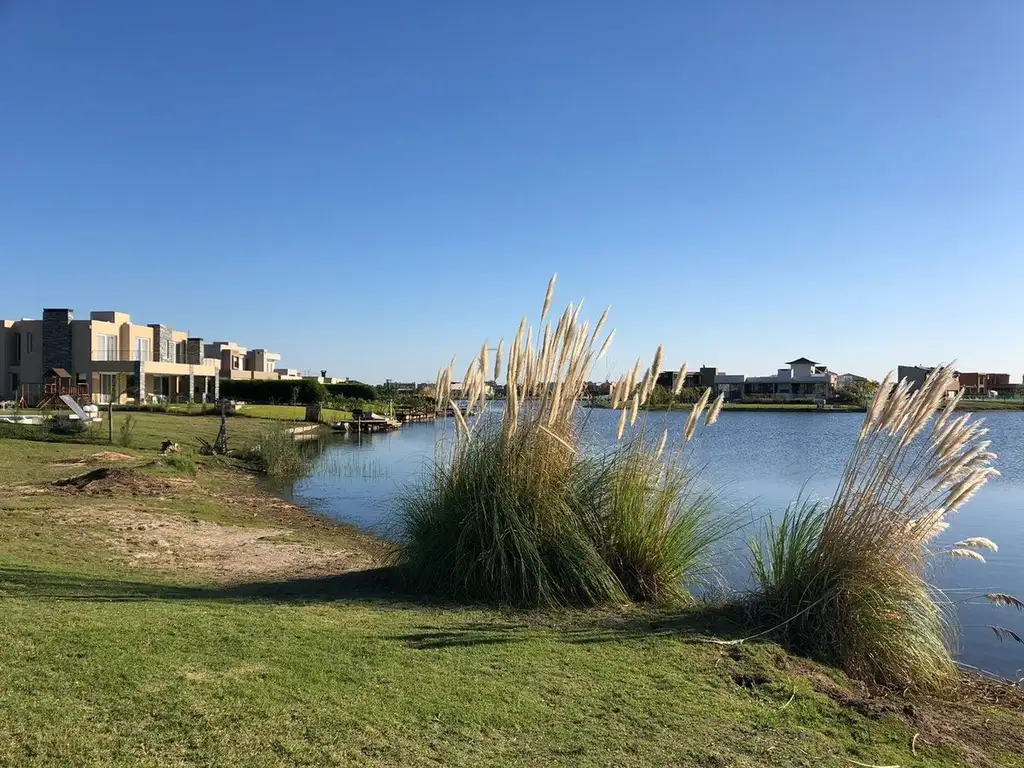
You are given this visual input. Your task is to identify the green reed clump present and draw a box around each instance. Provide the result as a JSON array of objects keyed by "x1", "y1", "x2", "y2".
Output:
[
  {"x1": 246, "y1": 425, "x2": 312, "y2": 478},
  {"x1": 396, "y1": 275, "x2": 727, "y2": 608},
  {"x1": 397, "y1": 423, "x2": 620, "y2": 606},
  {"x1": 574, "y1": 438, "x2": 726, "y2": 605},
  {"x1": 750, "y1": 365, "x2": 1000, "y2": 692}
]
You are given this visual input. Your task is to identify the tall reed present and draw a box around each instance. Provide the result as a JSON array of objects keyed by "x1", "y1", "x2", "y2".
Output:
[
  {"x1": 750, "y1": 365, "x2": 1000, "y2": 691},
  {"x1": 396, "y1": 275, "x2": 726, "y2": 607}
]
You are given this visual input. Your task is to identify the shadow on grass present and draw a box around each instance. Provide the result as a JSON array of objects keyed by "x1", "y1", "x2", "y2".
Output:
[
  {"x1": 390, "y1": 602, "x2": 753, "y2": 649},
  {"x1": 0, "y1": 565, "x2": 403, "y2": 605},
  {"x1": 0, "y1": 565, "x2": 759, "y2": 648}
]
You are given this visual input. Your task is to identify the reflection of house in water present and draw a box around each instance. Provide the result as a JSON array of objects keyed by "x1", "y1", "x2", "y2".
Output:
[{"x1": 743, "y1": 357, "x2": 835, "y2": 399}]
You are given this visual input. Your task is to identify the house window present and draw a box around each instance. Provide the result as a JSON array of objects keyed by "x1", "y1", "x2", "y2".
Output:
[
  {"x1": 26, "y1": 332, "x2": 33, "y2": 354},
  {"x1": 232, "y1": 356, "x2": 241, "y2": 370},
  {"x1": 134, "y1": 337, "x2": 151, "y2": 362},
  {"x1": 96, "y1": 334, "x2": 118, "y2": 361}
]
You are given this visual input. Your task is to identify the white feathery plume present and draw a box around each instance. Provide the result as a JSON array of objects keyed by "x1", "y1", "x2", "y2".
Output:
[
  {"x1": 540, "y1": 274, "x2": 556, "y2": 324},
  {"x1": 591, "y1": 306, "x2": 610, "y2": 345},
  {"x1": 596, "y1": 329, "x2": 615, "y2": 361},
  {"x1": 955, "y1": 537, "x2": 998, "y2": 552},
  {"x1": 672, "y1": 363, "x2": 689, "y2": 396},
  {"x1": 950, "y1": 548, "x2": 986, "y2": 563},
  {"x1": 616, "y1": 405, "x2": 627, "y2": 440},
  {"x1": 684, "y1": 387, "x2": 712, "y2": 442},
  {"x1": 705, "y1": 392, "x2": 725, "y2": 426},
  {"x1": 654, "y1": 428, "x2": 668, "y2": 461},
  {"x1": 651, "y1": 345, "x2": 664, "y2": 380},
  {"x1": 493, "y1": 339, "x2": 504, "y2": 381}
]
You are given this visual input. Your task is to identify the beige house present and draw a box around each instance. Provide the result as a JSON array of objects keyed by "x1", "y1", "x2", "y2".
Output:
[
  {"x1": 204, "y1": 342, "x2": 283, "y2": 380},
  {"x1": 1, "y1": 308, "x2": 223, "y2": 405}
]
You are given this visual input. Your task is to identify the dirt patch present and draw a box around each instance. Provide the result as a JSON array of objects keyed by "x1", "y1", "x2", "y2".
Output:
[
  {"x1": 55, "y1": 452, "x2": 134, "y2": 466},
  {"x1": 53, "y1": 467, "x2": 179, "y2": 497},
  {"x1": 730, "y1": 671, "x2": 769, "y2": 689},
  {"x1": 772, "y1": 651, "x2": 1024, "y2": 766},
  {"x1": 44, "y1": 502, "x2": 377, "y2": 582}
]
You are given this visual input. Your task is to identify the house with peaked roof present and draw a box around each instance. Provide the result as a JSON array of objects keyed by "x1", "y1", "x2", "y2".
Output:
[{"x1": 743, "y1": 357, "x2": 834, "y2": 399}]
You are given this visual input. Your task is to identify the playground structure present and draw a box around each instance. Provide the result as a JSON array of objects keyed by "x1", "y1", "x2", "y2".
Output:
[{"x1": 29, "y1": 368, "x2": 91, "y2": 410}]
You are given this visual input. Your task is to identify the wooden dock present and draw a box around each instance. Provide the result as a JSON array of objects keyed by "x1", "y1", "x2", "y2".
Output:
[
  {"x1": 331, "y1": 414, "x2": 401, "y2": 433},
  {"x1": 395, "y1": 410, "x2": 436, "y2": 423}
]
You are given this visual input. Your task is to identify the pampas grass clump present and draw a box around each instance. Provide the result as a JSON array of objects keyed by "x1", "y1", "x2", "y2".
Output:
[
  {"x1": 750, "y1": 365, "x2": 1000, "y2": 692},
  {"x1": 394, "y1": 275, "x2": 726, "y2": 607}
]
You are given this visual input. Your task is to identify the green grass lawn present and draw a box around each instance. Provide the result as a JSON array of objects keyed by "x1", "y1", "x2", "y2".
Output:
[
  {"x1": 238, "y1": 404, "x2": 353, "y2": 422},
  {"x1": 0, "y1": 425, "x2": 1020, "y2": 766}
]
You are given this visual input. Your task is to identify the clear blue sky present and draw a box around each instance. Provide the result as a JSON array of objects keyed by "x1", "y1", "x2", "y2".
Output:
[{"x1": 2, "y1": 2, "x2": 1021, "y2": 383}]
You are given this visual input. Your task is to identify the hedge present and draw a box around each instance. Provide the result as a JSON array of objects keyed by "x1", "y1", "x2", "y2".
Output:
[
  {"x1": 220, "y1": 378, "x2": 327, "y2": 404},
  {"x1": 325, "y1": 381, "x2": 377, "y2": 400}
]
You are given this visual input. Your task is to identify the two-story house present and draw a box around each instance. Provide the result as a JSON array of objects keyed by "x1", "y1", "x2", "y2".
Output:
[{"x1": 1, "y1": 309, "x2": 221, "y2": 405}]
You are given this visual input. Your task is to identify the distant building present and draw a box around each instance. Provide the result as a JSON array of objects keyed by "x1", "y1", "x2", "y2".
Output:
[
  {"x1": 744, "y1": 357, "x2": 833, "y2": 399},
  {"x1": 205, "y1": 342, "x2": 284, "y2": 381},
  {"x1": 275, "y1": 368, "x2": 302, "y2": 380},
  {"x1": 658, "y1": 366, "x2": 744, "y2": 400},
  {"x1": 898, "y1": 365, "x2": 961, "y2": 395},
  {"x1": 837, "y1": 373, "x2": 870, "y2": 389},
  {"x1": 957, "y1": 372, "x2": 1012, "y2": 396}
]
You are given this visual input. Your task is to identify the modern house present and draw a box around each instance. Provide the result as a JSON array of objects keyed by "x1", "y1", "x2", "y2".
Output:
[
  {"x1": 656, "y1": 367, "x2": 745, "y2": 400},
  {"x1": 1, "y1": 309, "x2": 220, "y2": 405},
  {"x1": 743, "y1": 357, "x2": 834, "y2": 399}
]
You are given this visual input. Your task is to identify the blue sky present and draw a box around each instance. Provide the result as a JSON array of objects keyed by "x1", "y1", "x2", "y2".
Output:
[{"x1": 2, "y1": 2, "x2": 1021, "y2": 383}]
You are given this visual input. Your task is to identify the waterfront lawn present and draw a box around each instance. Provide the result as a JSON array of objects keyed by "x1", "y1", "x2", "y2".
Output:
[
  {"x1": 0, "y1": 433, "x2": 1020, "y2": 766},
  {"x1": 238, "y1": 403, "x2": 353, "y2": 422}
]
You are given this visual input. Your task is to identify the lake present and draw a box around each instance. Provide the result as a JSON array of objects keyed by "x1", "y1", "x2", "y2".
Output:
[{"x1": 268, "y1": 408, "x2": 1024, "y2": 681}]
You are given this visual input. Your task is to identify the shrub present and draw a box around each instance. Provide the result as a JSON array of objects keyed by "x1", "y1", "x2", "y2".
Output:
[
  {"x1": 118, "y1": 414, "x2": 136, "y2": 447},
  {"x1": 48, "y1": 415, "x2": 87, "y2": 436},
  {"x1": 749, "y1": 366, "x2": 1000, "y2": 692},
  {"x1": 394, "y1": 276, "x2": 727, "y2": 608},
  {"x1": 326, "y1": 381, "x2": 377, "y2": 401}
]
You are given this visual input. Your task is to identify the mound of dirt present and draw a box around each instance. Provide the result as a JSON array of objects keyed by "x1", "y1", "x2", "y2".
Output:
[{"x1": 53, "y1": 467, "x2": 176, "y2": 497}]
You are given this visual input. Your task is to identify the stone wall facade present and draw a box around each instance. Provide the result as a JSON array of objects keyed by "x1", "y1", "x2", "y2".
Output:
[
  {"x1": 185, "y1": 338, "x2": 203, "y2": 365},
  {"x1": 42, "y1": 308, "x2": 74, "y2": 373},
  {"x1": 149, "y1": 324, "x2": 175, "y2": 363}
]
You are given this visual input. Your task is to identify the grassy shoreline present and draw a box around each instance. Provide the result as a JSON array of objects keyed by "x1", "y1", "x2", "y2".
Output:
[{"x1": 1, "y1": 411, "x2": 1022, "y2": 765}]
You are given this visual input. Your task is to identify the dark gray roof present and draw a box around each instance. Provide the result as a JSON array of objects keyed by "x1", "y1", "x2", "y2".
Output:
[{"x1": 786, "y1": 357, "x2": 819, "y2": 365}]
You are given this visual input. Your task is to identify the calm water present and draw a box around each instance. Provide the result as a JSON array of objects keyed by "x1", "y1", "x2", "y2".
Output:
[{"x1": 269, "y1": 409, "x2": 1024, "y2": 680}]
